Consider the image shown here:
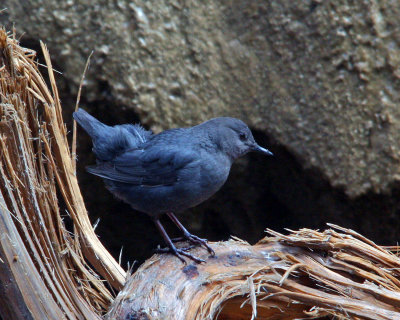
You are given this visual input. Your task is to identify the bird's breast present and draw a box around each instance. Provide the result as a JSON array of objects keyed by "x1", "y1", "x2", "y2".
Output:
[{"x1": 198, "y1": 153, "x2": 231, "y2": 193}]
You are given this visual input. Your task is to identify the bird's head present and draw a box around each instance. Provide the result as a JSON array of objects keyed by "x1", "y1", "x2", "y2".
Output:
[{"x1": 204, "y1": 117, "x2": 273, "y2": 161}]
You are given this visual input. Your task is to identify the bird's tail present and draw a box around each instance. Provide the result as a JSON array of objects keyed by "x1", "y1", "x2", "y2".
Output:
[
  {"x1": 73, "y1": 109, "x2": 152, "y2": 161},
  {"x1": 73, "y1": 108, "x2": 108, "y2": 142}
]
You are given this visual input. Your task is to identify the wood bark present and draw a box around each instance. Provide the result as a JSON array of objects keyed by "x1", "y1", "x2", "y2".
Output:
[{"x1": 107, "y1": 227, "x2": 400, "y2": 320}]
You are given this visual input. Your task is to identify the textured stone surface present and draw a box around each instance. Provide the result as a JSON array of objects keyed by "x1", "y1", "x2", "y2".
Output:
[
  {"x1": 3, "y1": 1, "x2": 400, "y2": 262},
  {"x1": 3, "y1": 1, "x2": 400, "y2": 197}
]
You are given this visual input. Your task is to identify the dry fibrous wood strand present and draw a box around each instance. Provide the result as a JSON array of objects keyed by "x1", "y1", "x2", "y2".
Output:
[
  {"x1": 107, "y1": 226, "x2": 400, "y2": 320},
  {"x1": 0, "y1": 27, "x2": 125, "y2": 319}
]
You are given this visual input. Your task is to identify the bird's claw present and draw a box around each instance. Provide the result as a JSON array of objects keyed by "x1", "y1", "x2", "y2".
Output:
[
  {"x1": 155, "y1": 245, "x2": 195, "y2": 252},
  {"x1": 155, "y1": 245, "x2": 205, "y2": 264},
  {"x1": 183, "y1": 232, "x2": 215, "y2": 256},
  {"x1": 171, "y1": 237, "x2": 185, "y2": 242},
  {"x1": 171, "y1": 234, "x2": 215, "y2": 256}
]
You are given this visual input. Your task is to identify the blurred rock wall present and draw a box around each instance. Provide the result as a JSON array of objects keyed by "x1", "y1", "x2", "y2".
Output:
[{"x1": 3, "y1": 0, "x2": 400, "y2": 263}]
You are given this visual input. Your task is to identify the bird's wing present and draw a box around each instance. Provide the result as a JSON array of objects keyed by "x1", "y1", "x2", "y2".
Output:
[{"x1": 86, "y1": 147, "x2": 198, "y2": 187}]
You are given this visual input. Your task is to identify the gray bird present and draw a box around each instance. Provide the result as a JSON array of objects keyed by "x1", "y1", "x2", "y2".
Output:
[{"x1": 73, "y1": 109, "x2": 273, "y2": 263}]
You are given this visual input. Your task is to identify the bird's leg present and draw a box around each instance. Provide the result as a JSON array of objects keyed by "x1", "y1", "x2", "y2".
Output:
[
  {"x1": 153, "y1": 219, "x2": 205, "y2": 264},
  {"x1": 167, "y1": 212, "x2": 215, "y2": 256}
]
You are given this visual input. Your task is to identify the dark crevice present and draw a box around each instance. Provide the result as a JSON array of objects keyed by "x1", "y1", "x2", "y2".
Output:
[{"x1": 73, "y1": 122, "x2": 400, "y2": 270}]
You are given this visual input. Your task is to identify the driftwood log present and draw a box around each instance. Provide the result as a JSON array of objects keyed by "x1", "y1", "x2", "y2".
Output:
[
  {"x1": 107, "y1": 227, "x2": 400, "y2": 320},
  {"x1": 2, "y1": 27, "x2": 400, "y2": 319}
]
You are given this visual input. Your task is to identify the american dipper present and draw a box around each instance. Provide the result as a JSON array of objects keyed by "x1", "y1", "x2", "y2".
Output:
[{"x1": 73, "y1": 109, "x2": 273, "y2": 263}]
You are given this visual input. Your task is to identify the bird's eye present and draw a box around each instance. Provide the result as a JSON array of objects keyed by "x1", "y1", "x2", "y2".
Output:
[{"x1": 239, "y1": 132, "x2": 247, "y2": 141}]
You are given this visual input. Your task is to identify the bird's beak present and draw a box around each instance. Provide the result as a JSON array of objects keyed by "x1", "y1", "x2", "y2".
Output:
[{"x1": 253, "y1": 144, "x2": 273, "y2": 156}]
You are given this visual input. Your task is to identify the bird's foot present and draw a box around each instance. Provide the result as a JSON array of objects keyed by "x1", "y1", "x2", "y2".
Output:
[
  {"x1": 165, "y1": 212, "x2": 215, "y2": 256},
  {"x1": 155, "y1": 245, "x2": 204, "y2": 264},
  {"x1": 156, "y1": 244, "x2": 195, "y2": 252},
  {"x1": 182, "y1": 232, "x2": 215, "y2": 256},
  {"x1": 171, "y1": 237, "x2": 185, "y2": 242}
]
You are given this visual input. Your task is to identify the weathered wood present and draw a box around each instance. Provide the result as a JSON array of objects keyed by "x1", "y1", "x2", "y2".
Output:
[
  {"x1": 107, "y1": 227, "x2": 400, "y2": 320},
  {"x1": 0, "y1": 27, "x2": 121, "y2": 319}
]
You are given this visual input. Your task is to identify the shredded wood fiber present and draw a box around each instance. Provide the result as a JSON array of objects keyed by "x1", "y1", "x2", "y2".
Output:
[
  {"x1": 0, "y1": 28, "x2": 124, "y2": 319},
  {"x1": 108, "y1": 226, "x2": 400, "y2": 320}
]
